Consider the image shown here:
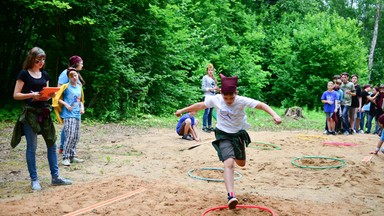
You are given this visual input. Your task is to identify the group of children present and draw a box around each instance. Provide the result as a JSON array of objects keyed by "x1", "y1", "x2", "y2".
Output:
[
  {"x1": 11, "y1": 47, "x2": 85, "y2": 191},
  {"x1": 321, "y1": 73, "x2": 384, "y2": 154}
]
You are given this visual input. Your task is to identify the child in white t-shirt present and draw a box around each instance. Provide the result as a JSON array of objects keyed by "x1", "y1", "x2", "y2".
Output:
[{"x1": 175, "y1": 73, "x2": 282, "y2": 209}]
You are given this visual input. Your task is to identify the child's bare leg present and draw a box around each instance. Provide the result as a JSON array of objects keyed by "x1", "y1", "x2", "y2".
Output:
[
  {"x1": 329, "y1": 118, "x2": 335, "y2": 132},
  {"x1": 182, "y1": 119, "x2": 192, "y2": 136},
  {"x1": 327, "y1": 118, "x2": 332, "y2": 132},
  {"x1": 223, "y1": 158, "x2": 235, "y2": 194},
  {"x1": 190, "y1": 126, "x2": 201, "y2": 142}
]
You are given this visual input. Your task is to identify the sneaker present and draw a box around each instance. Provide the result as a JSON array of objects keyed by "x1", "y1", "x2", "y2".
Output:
[
  {"x1": 71, "y1": 157, "x2": 84, "y2": 163},
  {"x1": 365, "y1": 131, "x2": 370, "y2": 134},
  {"x1": 343, "y1": 131, "x2": 350, "y2": 135},
  {"x1": 323, "y1": 130, "x2": 328, "y2": 135},
  {"x1": 227, "y1": 196, "x2": 238, "y2": 209},
  {"x1": 202, "y1": 127, "x2": 210, "y2": 133},
  {"x1": 62, "y1": 159, "x2": 71, "y2": 166},
  {"x1": 325, "y1": 131, "x2": 331, "y2": 135},
  {"x1": 31, "y1": 180, "x2": 41, "y2": 191},
  {"x1": 52, "y1": 176, "x2": 72, "y2": 186},
  {"x1": 208, "y1": 127, "x2": 215, "y2": 132},
  {"x1": 330, "y1": 131, "x2": 337, "y2": 135},
  {"x1": 182, "y1": 135, "x2": 193, "y2": 141},
  {"x1": 59, "y1": 149, "x2": 63, "y2": 154},
  {"x1": 357, "y1": 130, "x2": 364, "y2": 134}
]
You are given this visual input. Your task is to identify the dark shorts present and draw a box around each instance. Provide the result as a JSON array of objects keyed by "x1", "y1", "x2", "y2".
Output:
[
  {"x1": 219, "y1": 139, "x2": 235, "y2": 161},
  {"x1": 325, "y1": 112, "x2": 334, "y2": 119}
]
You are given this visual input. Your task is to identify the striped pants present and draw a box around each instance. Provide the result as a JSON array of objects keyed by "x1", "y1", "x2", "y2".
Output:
[{"x1": 62, "y1": 118, "x2": 81, "y2": 160}]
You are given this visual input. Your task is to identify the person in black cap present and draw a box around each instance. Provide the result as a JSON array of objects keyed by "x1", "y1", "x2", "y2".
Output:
[{"x1": 175, "y1": 73, "x2": 282, "y2": 209}]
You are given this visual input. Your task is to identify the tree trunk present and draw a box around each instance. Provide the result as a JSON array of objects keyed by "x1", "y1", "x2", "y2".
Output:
[
  {"x1": 284, "y1": 107, "x2": 304, "y2": 119},
  {"x1": 368, "y1": 1, "x2": 382, "y2": 82}
]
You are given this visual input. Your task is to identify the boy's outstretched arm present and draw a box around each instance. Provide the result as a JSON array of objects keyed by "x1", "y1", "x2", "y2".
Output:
[
  {"x1": 175, "y1": 102, "x2": 207, "y2": 117},
  {"x1": 255, "y1": 102, "x2": 282, "y2": 125}
]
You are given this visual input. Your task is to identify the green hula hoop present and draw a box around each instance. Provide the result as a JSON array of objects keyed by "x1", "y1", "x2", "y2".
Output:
[
  {"x1": 249, "y1": 142, "x2": 282, "y2": 150},
  {"x1": 291, "y1": 156, "x2": 346, "y2": 169},
  {"x1": 188, "y1": 167, "x2": 243, "y2": 182}
]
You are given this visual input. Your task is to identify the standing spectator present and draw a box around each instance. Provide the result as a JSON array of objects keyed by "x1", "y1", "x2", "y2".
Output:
[
  {"x1": 374, "y1": 85, "x2": 384, "y2": 133},
  {"x1": 367, "y1": 86, "x2": 380, "y2": 134},
  {"x1": 56, "y1": 70, "x2": 85, "y2": 166},
  {"x1": 323, "y1": 75, "x2": 343, "y2": 134},
  {"x1": 334, "y1": 79, "x2": 344, "y2": 134},
  {"x1": 359, "y1": 84, "x2": 371, "y2": 133},
  {"x1": 350, "y1": 75, "x2": 362, "y2": 133},
  {"x1": 321, "y1": 81, "x2": 339, "y2": 135},
  {"x1": 57, "y1": 56, "x2": 84, "y2": 153},
  {"x1": 201, "y1": 63, "x2": 220, "y2": 133},
  {"x1": 339, "y1": 72, "x2": 355, "y2": 135},
  {"x1": 11, "y1": 47, "x2": 72, "y2": 190}
]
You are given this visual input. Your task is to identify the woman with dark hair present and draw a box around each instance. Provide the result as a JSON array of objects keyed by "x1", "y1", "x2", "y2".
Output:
[{"x1": 12, "y1": 47, "x2": 72, "y2": 191}]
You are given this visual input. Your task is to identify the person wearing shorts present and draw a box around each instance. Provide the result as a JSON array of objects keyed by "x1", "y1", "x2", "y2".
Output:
[
  {"x1": 175, "y1": 73, "x2": 281, "y2": 209},
  {"x1": 175, "y1": 111, "x2": 201, "y2": 142}
]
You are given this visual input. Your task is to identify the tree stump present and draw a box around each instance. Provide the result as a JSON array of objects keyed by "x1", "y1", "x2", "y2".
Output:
[{"x1": 284, "y1": 107, "x2": 304, "y2": 119}]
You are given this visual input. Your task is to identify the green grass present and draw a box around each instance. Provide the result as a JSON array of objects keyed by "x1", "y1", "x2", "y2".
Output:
[
  {"x1": 110, "y1": 106, "x2": 325, "y2": 131},
  {"x1": 1, "y1": 106, "x2": 325, "y2": 131}
]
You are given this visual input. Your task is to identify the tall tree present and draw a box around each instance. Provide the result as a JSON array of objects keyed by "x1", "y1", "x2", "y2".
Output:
[{"x1": 368, "y1": 1, "x2": 382, "y2": 81}]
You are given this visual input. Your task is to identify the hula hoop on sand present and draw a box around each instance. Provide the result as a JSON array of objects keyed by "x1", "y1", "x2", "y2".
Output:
[
  {"x1": 201, "y1": 205, "x2": 276, "y2": 216},
  {"x1": 188, "y1": 167, "x2": 242, "y2": 182},
  {"x1": 323, "y1": 141, "x2": 358, "y2": 146},
  {"x1": 291, "y1": 156, "x2": 346, "y2": 169},
  {"x1": 249, "y1": 142, "x2": 281, "y2": 150}
]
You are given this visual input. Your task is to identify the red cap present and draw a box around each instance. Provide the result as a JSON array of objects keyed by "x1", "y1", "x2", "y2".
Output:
[
  {"x1": 68, "y1": 55, "x2": 83, "y2": 67},
  {"x1": 220, "y1": 73, "x2": 238, "y2": 94}
]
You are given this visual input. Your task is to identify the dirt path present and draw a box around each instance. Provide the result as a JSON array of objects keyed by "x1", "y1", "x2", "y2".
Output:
[{"x1": 1, "y1": 123, "x2": 383, "y2": 215}]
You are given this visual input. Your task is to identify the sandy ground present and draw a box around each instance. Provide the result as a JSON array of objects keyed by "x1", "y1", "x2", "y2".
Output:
[{"x1": 0, "y1": 123, "x2": 384, "y2": 216}]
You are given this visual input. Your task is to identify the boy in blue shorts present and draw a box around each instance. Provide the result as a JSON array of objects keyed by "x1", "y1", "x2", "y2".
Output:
[
  {"x1": 321, "y1": 81, "x2": 339, "y2": 135},
  {"x1": 175, "y1": 73, "x2": 282, "y2": 209}
]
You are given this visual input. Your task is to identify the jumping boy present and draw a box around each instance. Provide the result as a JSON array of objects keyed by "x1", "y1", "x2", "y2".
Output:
[{"x1": 174, "y1": 73, "x2": 282, "y2": 209}]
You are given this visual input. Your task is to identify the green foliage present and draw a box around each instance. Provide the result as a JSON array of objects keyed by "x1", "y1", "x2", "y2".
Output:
[
  {"x1": 267, "y1": 12, "x2": 367, "y2": 109},
  {"x1": 0, "y1": 0, "x2": 373, "y2": 122}
]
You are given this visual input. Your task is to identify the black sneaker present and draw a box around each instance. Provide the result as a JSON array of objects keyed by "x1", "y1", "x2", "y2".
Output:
[
  {"x1": 227, "y1": 196, "x2": 238, "y2": 209},
  {"x1": 182, "y1": 135, "x2": 193, "y2": 141},
  {"x1": 202, "y1": 127, "x2": 210, "y2": 133},
  {"x1": 208, "y1": 127, "x2": 215, "y2": 132}
]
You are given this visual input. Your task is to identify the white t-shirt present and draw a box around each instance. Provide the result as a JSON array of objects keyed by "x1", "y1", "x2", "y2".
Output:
[{"x1": 204, "y1": 94, "x2": 259, "y2": 133}]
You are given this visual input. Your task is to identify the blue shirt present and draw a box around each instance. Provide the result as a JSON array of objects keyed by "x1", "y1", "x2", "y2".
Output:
[
  {"x1": 176, "y1": 113, "x2": 195, "y2": 133},
  {"x1": 321, "y1": 90, "x2": 338, "y2": 113},
  {"x1": 60, "y1": 84, "x2": 83, "y2": 119}
]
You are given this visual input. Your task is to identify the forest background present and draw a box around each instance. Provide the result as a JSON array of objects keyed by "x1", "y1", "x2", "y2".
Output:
[{"x1": 0, "y1": 0, "x2": 383, "y2": 122}]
